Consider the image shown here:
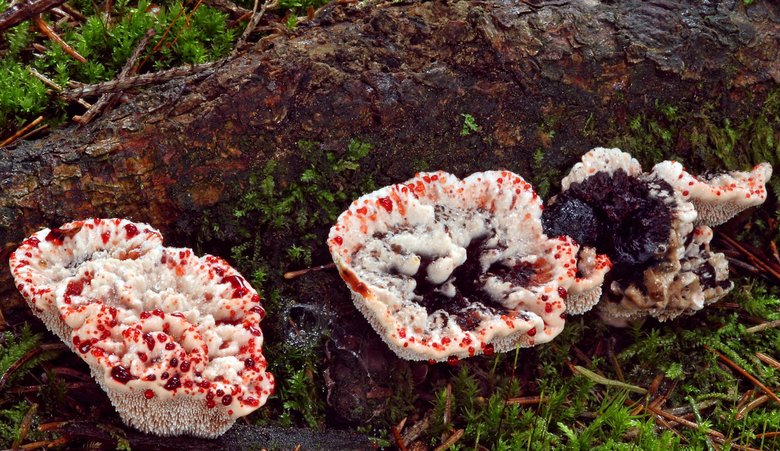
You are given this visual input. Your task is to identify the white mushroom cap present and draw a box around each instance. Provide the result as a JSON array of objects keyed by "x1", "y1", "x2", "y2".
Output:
[
  {"x1": 561, "y1": 147, "x2": 642, "y2": 190},
  {"x1": 329, "y1": 171, "x2": 607, "y2": 362},
  {"x1": 652, "y1": 161, "x2": 773, "y2": 226},
  {"x1": 9, "y1": 219, "x2": 274, "y2": 437},
  {"x1": 565, "y1": 247, "x2": 612, "y2": 315}
]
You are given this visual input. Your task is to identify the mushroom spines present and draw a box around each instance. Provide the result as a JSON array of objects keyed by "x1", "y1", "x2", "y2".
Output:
[
  {"x1": 10, "y1": 218, "x2": 273, "y2": 437},
  {"x1": 330, "y1": 171, "x2": 599, "y2": 361}
]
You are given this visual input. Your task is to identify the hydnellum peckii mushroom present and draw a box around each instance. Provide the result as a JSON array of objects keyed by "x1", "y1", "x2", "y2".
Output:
[
  {"x1": 543, "y1": 148, "x2": 772, "y2": 324},
  {"x1": 10, "y1": 219, "x2": 274, "y2": 437},
  {"x1": 328, "y1": 171, "x2": 610, "y2": 362}
]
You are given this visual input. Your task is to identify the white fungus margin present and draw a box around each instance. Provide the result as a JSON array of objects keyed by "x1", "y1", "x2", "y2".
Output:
[
  {"x1": 329, "y1": 171, "x2": 610, "y2": 362},
  {"x1": 10, "y1": 218, "x2": 274, "y2": 437}
]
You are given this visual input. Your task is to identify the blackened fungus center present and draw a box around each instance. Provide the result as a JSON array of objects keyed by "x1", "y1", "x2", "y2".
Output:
[{"x1": 411, "y1": 237, "x2": 540, "y2": 331}]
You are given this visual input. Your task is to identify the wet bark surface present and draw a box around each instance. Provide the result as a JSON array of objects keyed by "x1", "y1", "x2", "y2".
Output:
[{"x1": 2, "y1": 0, "x2": 778, "y2": 280}]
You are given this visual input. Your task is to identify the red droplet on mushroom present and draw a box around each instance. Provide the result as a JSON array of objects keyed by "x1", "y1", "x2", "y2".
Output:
[
  {"x1": 558, "y1": 287, "x2": 567, "y2": 299},
  {"x1": 377, "y1": 197, "x2": 393, "y2": 212},
  {"x1": 111, "y1": 365, "x2": 133, "y2": 384},
  {"x1": 144, "y1": 389, "x2": 155, "y2": 399},
  {"x1": 164, "y1": 375, "x2": 181, "y2": 390},
  {"x1": 221, "y1": 395, "x2": 232, "y2": 406},
  {"x1": 447, "y1": 355, "x2": 459, "y2": 366},
  {"x1": 143, "y1": 333, "x2": 155, "y2": 351},
  {"x1": 124, "y1": 223, "x2": 140, "y2": 238},
  {"x1": 180, "y1": 360, "x2": 191, "y2": 372},
  {"x1": 165, "y1": 342, "x2": 176, "y2": 351},
  {"x1": 170, "y1": 358, "x2": 179, "y2": 368}
]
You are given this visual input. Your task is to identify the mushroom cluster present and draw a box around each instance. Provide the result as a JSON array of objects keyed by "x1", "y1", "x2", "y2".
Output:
[
  {"x1": 543, "y1": 148, "x2": 772, "y2": 324},
  {"x1": 328, "y1": 171, "x2": 610, "y2": 362},
  {"x1": 10, "y1": 218, "x2": 274, "y2": 437}
]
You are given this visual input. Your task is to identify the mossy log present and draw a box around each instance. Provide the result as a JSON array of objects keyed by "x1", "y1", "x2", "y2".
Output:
[{"x1": 1, "y1": 0, "x2": 778, "y2": 287}]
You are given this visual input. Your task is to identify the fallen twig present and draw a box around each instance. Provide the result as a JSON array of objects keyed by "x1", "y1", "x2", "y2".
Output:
[
  {"x1": 235, "y1": 0, "x2": 278, "y2": 52},
  {"x1": 62, "y1": 61, "x2": 221, "y2": 101},
  {"x1": 204, "y1": 0, "x2": 251, "y2": 18},
  {"x1": 0, "y1": 116, "x2": 44, "y2": 147},
  {"x1": 0, "y1": 342, "x2": 66, "y2": 391},
  {"x1": 12, "y1": 403, "x2": 38, "y2": 449},
  {"x1": 391, "y1": 417, "x2": 408, "y2": 451},
  {"x1": 745, "y1": 319, "x2": 780, "y2": 334},
  {"x1": 704, "y1": 346, "x2": 780, "y2": 405},
  {"x1": 34, "y1": 14, "x2": 87, "y2": 63},
  {"x1": 284, "y1": 263, "x2": 336, "y2": 280},
  {"x1": 756, "y1": 352, "x2": 780, "y2": 371},
  {"x1": 736, "y1": 394, "x2": 769, "y2": 420},
  {"x1": 505, "y1": 395, "x2": 546, "y2": 406},
  {"x1": 0, "y1": 0, "x2": 66, "y2": 32},
  {"x1": 647, "y1": 404, "x2": 725, "y2": 439},
  {"x1": 433, "y1": 429, "x2": 464, "y2": 451},
  {"x1": 75, "y1": 29, "x2": 155, "y2": 125},
  {"x1": 720, "y1": 234, "x2": 780, "y2": 282}
]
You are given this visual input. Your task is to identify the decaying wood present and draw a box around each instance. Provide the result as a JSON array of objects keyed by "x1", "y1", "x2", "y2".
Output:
[{"x1": 1, "y1": 0, "x2": 779, "y2": 299}]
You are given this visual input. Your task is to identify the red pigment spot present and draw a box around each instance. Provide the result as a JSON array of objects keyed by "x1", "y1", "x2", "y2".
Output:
[
  {"x1": 45, "y1": 229, "x2": 66, "y2": 245},
  {"x1": 111, "y1": 365, "x2": 133, "y2": 384},
  {"x1": 545, "y1": 303, "x2": 553, "y2": 313},
  {"x1": 483, "y1": 343, "x2": 494, "y2": 356},
  {"x1": 222, "y1": 395, "x2": 233, "y2": 406},
  {"x1": 378, "y1": 197, "x2": 393, "y2": 212},
  {"x1": 333, "y1": 236, "x2": 343, "y2": 246},
  {"x1": 152, "y1": 308, "x2": 165, "y2": 318},
  {"x1": 157, "y1": 333, "x2": 167, "y2": 342},
  {"x1": 140, "y1": 311, "x2": 151, "y2": 320},
  {"x1": 206, "y1": 399, "x2": 216, "y2": 409},
  {"x1": 164, "y1": 375, "x2": 181, "y2": 390},
  {"x1": 78, "y1": 342, "x2": 91, "y2": 354},
  {"x1": 184, "y1": 380, "x2": 193, "y2": 388},
  {"x1": 199, "y1": 380, "x2": 211, "y2": 389},
  {"x1": 66, "y1": 279, "x2": 84, "y2": 297},
  {"x1": 170, "y1": 358, "x2": 179, "y2": 368},
  {"x1": 221, "y1": 275, "x2": 249, "y2": 298},
  {"x1": 247, "y1": 326, "x2": 262, "y2": 337},
  {"x1": 124, "y1": 224, "x2": 139, "y2": 238},
  {"x1": 216, "y1": 389, "x2": 225, "y2": 397},
  {"x1": 180, "y1": 360, "x2": 191, "y2": 372},
  {"x1": 145, "y1": 375, "x2": 157, "y2": 381},
  {"x1": 682, "y1": 190, "x2": 689, "y2": 196},
  {"x1": 427, "y1": 359, "x2": 436, "y2": 365},
  {"x1": 23, "y1": 237, "x2": 40, "y2": 248},
  {"x1": 143, "y1": 333, "x2": 155, "y2": 351},
  {"x1": 560, "y1": 312, "x2": 567, "y2": 319},
  {"x1": 101, "y1": 232, "x2": 111, "y2": 244},
  {"x1": 250, "y1": 305, "x2": 266, "y2": 319},
  {"x1": 447, "y1": 355, "x2": 459, "y2": 366},
  {"x1": 558, "y1": 287, "x2": 568, "y2": 299},
  {"x1": 245, "y1": 358, "x2": 255, "y2": 369},
  {"x1": 165, "y1": 342, "x2": 176, "y2": 351},
  {"x1": 144, "y1": 389, "x2": 154, "y2": 399},
  {"x1": 138, "y1": 352, "x2": 148, "y2": 362},
  {"x1": 245, "y1": 397, "x2": 259, "y2": 407},
  {"x1": 161, "y1": 372, "x2": 170, "y2": 380},
  {"x1": 398, "y1": 328, "x2": 406, "y2": 339},
  {"x1": 527, "y1": 328, "x2": 537, "y2": 337}
]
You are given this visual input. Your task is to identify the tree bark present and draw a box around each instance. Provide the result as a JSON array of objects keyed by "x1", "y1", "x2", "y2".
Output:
[{"x1": 1, "y1": 0, "x2": 779, "y2": 295}]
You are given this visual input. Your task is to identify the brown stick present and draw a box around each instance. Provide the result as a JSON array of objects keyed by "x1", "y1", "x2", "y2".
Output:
[
  {"x1": 736, "y1": 395, "x2": 769, "y2": 420},
  {"x1": 235, "y1": 0, "x2": 278, "y2": 52},
  {"x1": 745, "y1": 319, "x2": 780, "y2": 334},
  {"x1": 720, "y1": 235, "x2": 780, "y2": 282},
  {"x1": 0, "y1": 343, "x2": 66, "y2": 391},
  {"x1": 33, "y1": 15, "x2": 87, "y2": 63},
  {"x1": 505, "y1": 395, "x2": 546, "y2": 406},
  {"x1": 284, "y1": 263, "x2": 336, "y2": 279},
  {"x1": 62, "y1": 61, "x2": 220, "y2": 100},
  {"x1": 433, "y1": 429, "x2": 464, "y2": 451},
  {"x1": 647, "y1": 404, "x2": 725, "y2": 439},
  {"x1": 75, "y1": 29, "x2": 155, "y2": 125},
  {"x1": 704, "y1": 346, "x2": 780, "y2": 405},
  {"x1": 0, "y1": 0, "x2": 66, "y2": 32},
  {"x1": 391, "y1": 418, "x2": 408, "y2": 451},
  {"x1": 0, "y1": 116, "x2": 44, "y2": 147},
  {"x1": 755, "y1": 352, "x2": 780, "y2": 371}
]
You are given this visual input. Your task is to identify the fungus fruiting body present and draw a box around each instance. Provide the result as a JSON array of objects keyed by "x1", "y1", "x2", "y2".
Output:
[
  {"x1": 543, "y1": 148, "x2": 764, "y2": 323},
  {"x1": 10, "y1": 219, "x2": 274, "y2": 437},
  {"x1": 651, "y1": 160, "x2": 773, "y2": 226},
  {"x1": 329, "y1": 171, "x2": 609, "y2": 361}
]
